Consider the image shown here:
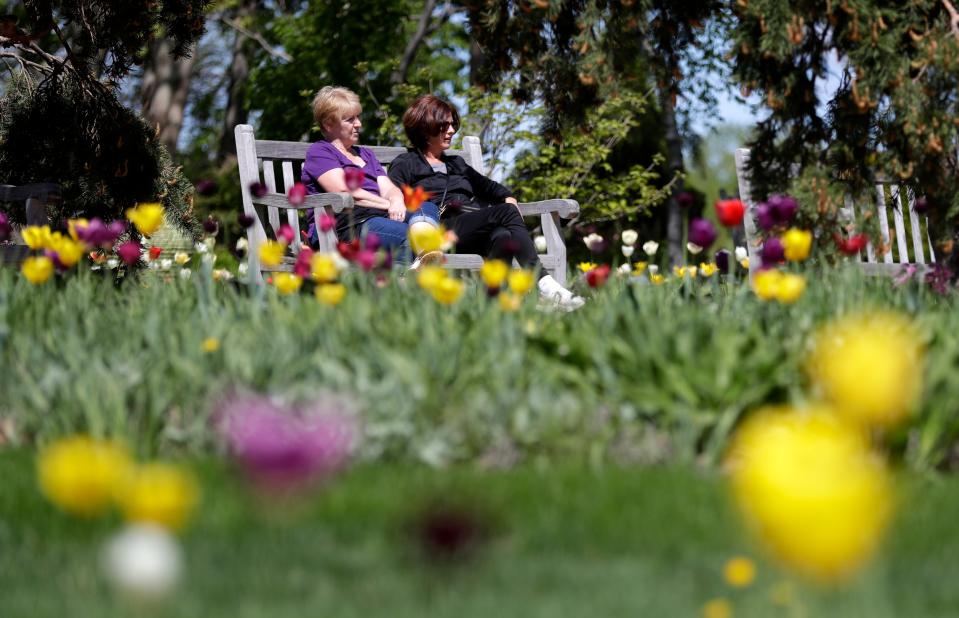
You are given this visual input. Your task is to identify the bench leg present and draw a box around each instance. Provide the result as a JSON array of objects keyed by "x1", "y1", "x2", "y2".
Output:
[{"x1": 541, "y1": 212, "x2": 567, "y2": 285}]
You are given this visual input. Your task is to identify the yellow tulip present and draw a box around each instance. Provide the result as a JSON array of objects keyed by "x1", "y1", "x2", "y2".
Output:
[
  {"x1": 650, "y1": 273, "x2": 665, "y2": 285},
  {"x1": 37, "y1": 436, "x2": 134, "y2": 517},
  {"x1": 202, "y1": 337, "x2": 220, "y2": 353},
  {"x1": 21, "y1": 256, "x2": 54, "y2": 284},
  {"x1": 409, "y1": 225, "x2": 444, "y2": 254},
  {"x1": 740, "y1": 258, "x2": 750, "y2": 269},
  {"x1": 125, "y1": 203, "x2": 165, "y2": 236},
  {"x1": 273, "y1": 272, "x2": 303, "y2": 295},
  {"x1": 67, "y1": 218, "x2": 88, "y2": 241},
  {"x1": 498, "y1": 291, "x2": 522, "y2": 312},
  {"x1": 723, "y1": 556, "x2": 756, "y2": 588},
  {"x1": 507, "y1": 268, "x2": 535, "y2": 295},
  {"x1": 480, "y1": 259, "x2": 509, "y2": 288},
  {"x1": 430, "y1": 277, "x2": 464, "y2": 304},
  {"x1": 701, "y1": 598, "x2": 732, "y2": 618},
  {"x1": 316, "y1": 282, "x2": 346, "y2": 306},
  {"x1": 807, "y1": 312, "x2": 923, "y2": 428},
  {"x1": 632, "y1": 261, "x2": 648, "y2": 275},
  {"x1": 577, "y1": 262, "x2": 597, "y2": 273},
  {"x1": 310, "y1": 253, "x2": 339, "y2": 283},
  {"x1": 775, "y1": 273, "x2": 806, "y2": 304},
  {"x1": 118, "y1": 463, "x2": 199, "y2": 531},
  {"x1": 729, "y1": 409, "x2": 891, "y2": 582},
  {"x1": 22, "y1": 225, "x2": 53, "y2": 250},
  {"x1": 699, "y1": 262, "x2": 719, "y2": 277},
  {"x1": 416, "y1": 265, "x2": 447, "y2": 292},
  {"x1": 174, "y1": 251, "x2": 190, "y2": 266},
  {"x1": 782, "y1": 228, "x2": 812, "y2": 261},
  {"x1": 673, "y1": 265, "x2": 698, "y2": 278},
  {"x1": 49, "y1": 236, "x2": 85, "y2": 268},
  {"x1": 258, "y1": 240, "x2": 286, "y2": 267},
  {"x1": 752, "y1": 269, "x2": 782, "y2": 301}
]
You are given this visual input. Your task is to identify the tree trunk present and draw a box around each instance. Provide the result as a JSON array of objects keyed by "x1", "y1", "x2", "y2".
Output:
[
  {"x1": 140, "y1": 38, "x2": 197, "y2": 156},
  {"x1": 217, "y1": 0, "x2": 259, "y2": 163},
  {"x1": 660, "y1": 87, "x2": 685, "y2": 267}
]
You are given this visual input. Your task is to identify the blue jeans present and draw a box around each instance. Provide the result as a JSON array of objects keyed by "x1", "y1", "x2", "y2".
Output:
[{"x1": 360, "y1": 201, "x2": 440, "y2": 265}]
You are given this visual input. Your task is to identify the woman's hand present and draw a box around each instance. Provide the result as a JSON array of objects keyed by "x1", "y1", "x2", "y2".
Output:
[{"x1": 387, "y1": 198, "x2": 407, "y2": 222}]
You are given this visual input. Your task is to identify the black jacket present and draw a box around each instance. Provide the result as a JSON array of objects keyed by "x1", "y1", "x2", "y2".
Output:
[{"x1": 388, "y1": 150, "x2": 513, "y2": 217}]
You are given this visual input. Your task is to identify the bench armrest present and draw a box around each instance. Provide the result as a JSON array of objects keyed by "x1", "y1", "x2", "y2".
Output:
[
  {"x1": 517, "y1": 198, "x2": 579, "y2": 218},
  {"x1": 252, "y1": 192, "x2": 354, "y2": 213}
]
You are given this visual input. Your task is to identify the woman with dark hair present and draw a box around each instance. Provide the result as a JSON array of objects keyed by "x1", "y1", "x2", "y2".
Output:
[
  {"x1": 301, "y1": 86, "x2": 441, "y2": 267},
  {"x1": 388, "y1": 94, "x2": 583, "y2": 309}
]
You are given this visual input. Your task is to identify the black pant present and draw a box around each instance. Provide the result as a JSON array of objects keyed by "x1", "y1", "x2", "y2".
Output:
[{"x1": 446, "y1": 203, "x2": 542, "y2": 270}]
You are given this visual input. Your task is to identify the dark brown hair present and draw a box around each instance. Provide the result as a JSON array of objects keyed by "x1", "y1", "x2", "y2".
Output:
[{"x1": 403, "y1": 94, "x2": 460, "y2": 152}]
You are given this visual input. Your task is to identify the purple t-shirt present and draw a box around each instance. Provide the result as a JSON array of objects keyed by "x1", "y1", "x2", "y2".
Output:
[{"x1": 301, "y1": 140, "x2": 389, "y2": 237}]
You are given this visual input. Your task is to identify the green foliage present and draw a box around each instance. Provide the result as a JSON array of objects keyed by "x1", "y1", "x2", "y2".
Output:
[
  {"x1": 248, "y1": 1, "x2": 467, "y2": 142},
  {"x1": 730, "y1": 0, "x2": 959, "y2": 248},
  {"x1": 1, "y1": 264, "x2": 957, "y2": 470},
  {"x1": 0, "y1": 73, "x2": 198, "y2": 237},
  {"x1": 509, "y1": 90, "x2": 670, "y2": 221}
]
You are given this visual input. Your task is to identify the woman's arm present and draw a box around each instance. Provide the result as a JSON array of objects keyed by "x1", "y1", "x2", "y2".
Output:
[
  {"x1": 377, "y1": 176, "x2": 408, "y2": 222},
  {"x1": 462, "y1": 162, "x2": 514, "y2": 205}
]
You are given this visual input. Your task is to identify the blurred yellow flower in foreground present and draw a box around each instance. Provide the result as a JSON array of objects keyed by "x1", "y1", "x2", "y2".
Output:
[
  {"x1": 258, "y1": 240, "x2": 285, "y2": 267},
  {"x1": 753, "y1": 269, "x2": 782, "y2": 300},
  {"x1": 310, "y1": 253, "x2": 339, "y2": 283},
  {"x1": 430, "y1": 277, "x2": 465, "y2": 305},
  {"x1": 202, "y1": 337, "x2": 220, "y2": 353},
  {"x1": 21, "y1": 256, "x2": 54, "y2": 284},
  {"x1": 480, "y1": 259, "x2": 509, "y2": 288},
  {"x1": 22, "y1": 225, "x2": 54, "y2": 250},
  {"x1": 577, "y1": 262, "x2": 597, "y2": 273},
  {"x1": 315, "y1": 282, "x2": 346, "y2": 306},
  {"x1": 119, "y1": 463, "x2": 198, "y2": 531},
  {"x1": 782, "y1": 228, "x2": 812, "y2": 261},
  {"x1": 507, "y1": 269, "x2": 535, "y2": 295},
  {"x1": 49, "y1": 235, "x2": 85, "y2": 268},
  {"x1": 38, "y1": 436, "x2": 134, "y2": 517},
  {"x1": 650, "y1": 273, "x2": 665, "y2": 285},
  {"x1": 273, "y1": 272, "x2": 303, "y2": 295},
  {"x1": 807, "y1": 312, "x2": 922, "y2": 428},
  {"x1": 775, "y1": 273, "x2": 806, "y2": 304},
  {"x1": 409, "y1": 225, "x2": 444, "y2": 255},
  {"x1": 729, "y1": 409, "x2": 891, "y2": 582},
  {"x1": 701, "y1": 597, "x2": 732, "y2": 618},
  {"x1": 498, "y1": 291, "x2": 522, "y2": 312},
  {"x1": 126, "y1": 203, "x2": 165, "y2": 236},
  {"x1": 416, "y1": 265, "x2": 447, "y2": 292},
  {"x1": 723, "y1": 556, "x2": 756, "y2": 588}
]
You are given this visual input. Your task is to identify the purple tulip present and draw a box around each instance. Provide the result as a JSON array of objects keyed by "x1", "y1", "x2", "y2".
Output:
[
  {"x1": 715, "y1": 249, "x2": 730, "y2": 272},
  {"x1": 214, "y1": 393, "x2": 358, "y2": 492},
  {"x1": 761, "y1": 237, "x2": 785, "y2": 264},
  {"x1": 249, "y1": 182, "x2": 268, "y2": 199},
  {"x1": 195, "y1": 179, "x2": 218, "y2": 196},
  {"x1": 688, "y1": 218, "x2": 717, "y2": 249},
  {"x1": 767, "y1": 194, "x2": 799, "y2": 224},
  {"x1": 293, "y1": 248, "x2": 313, "y2": 278},
  {"x1": 364, "y1": 231, "x2": 381, "y2": 252},
  {"x1": 117, "y1": 241, "x2": 141, "y2": 266},
  {"x1": 238, "y1": 213, "x2": 256, "y2": 229},
  {"x1": 0, "y1": 212, "x2": 10, "y2": 243},
  {"x1": 754, "y1": 203, "x2": 775, "y2": 231},
  {"x1": 676, "y1": 191, "x2": 695, "y2": 209},
  {"x1": 913, "y1": 196, "x2": 930, "y2": 214},
  {"x1": 202, "y1": 216, "x2": 219, "y2": 235},
  {"x1": 356, "y1": 249, "x2": 377, "y2": 271},
  {"x1": 75, "y1": 218, "x2": 125, "y2": 248}
]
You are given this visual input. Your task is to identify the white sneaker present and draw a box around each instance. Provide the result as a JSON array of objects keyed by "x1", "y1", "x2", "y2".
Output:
[{"x1": 537, "y1": 274, "x2": 585, "y2": 311}]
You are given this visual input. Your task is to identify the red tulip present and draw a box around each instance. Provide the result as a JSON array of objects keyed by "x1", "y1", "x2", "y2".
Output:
[
  {"x1": 319, "y1": 213, "x2": 335, "y2": 232},
  {"x1": 585, "y1": 264, "x2": 611, "y2": 288},
  {"x1": 836, "y1": 233, "x2": 869, "y2": 255},
  {"x1": 343, "y1": 167, "x2": 365, "y2": 191},
  {"x1": 402, "y1": 185, "x2": 430, "y2": 212},
  {"x1": 277, "y1": 224, "x2": 296, "y2": 245},
  {"x1": 715, "y1": 198, "x2": 746, "y2": 227},
  {"x1": 148, "y1": 246, "x2": 163, "y2": 261},
  {"x1": 287, "y1": 182, "x2": 307, "y2": 206}
]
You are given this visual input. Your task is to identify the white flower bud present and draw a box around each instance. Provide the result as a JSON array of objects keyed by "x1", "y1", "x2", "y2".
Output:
[
  {"x1": 642, "y1": 241, "x2": 659, "y2": 256},
  {"x1": 687, "y1": 242, "x2": 703, "y2": 255},
  {"x1": 533, "y1": 235, "x2": 548, "y2": 253},
  {"x1": 102, "y1": 525, "x2": 182, "y2": 599},
  {"x1": 621, "y1": 229, "x2": 638, "y2": 246},
  {"x1": 621, "y1": 245, "x2": 635, "y2": 257}
]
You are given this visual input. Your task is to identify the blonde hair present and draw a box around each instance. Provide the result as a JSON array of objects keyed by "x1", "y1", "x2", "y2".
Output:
[{"x1": 312, "y1": 86, "x2": 361, "y2": 134}]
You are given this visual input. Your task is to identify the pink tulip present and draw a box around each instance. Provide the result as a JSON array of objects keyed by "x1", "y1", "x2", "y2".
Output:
[
  {"x1": 117, "y1": 241, "x2": 141, "y2": 266},
  {"x1": 287, "y1": 182, "x2": 307, "y2": 206},
  {"x1": 343, "y1": 167, "x2": 365, "y2": 191}
]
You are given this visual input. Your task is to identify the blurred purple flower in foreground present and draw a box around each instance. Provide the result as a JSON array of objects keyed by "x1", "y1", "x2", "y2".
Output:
[
  {"x1": 0, "y1": 212, "x2": 10, "y2": 242},
  {"x1": 214, "y1": 393, "x2": 358, "y2": 492}
]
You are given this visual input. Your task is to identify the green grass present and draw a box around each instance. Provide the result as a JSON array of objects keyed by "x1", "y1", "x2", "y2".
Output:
[{"x1": 3, "y1": 451, "x2": 959, "y2": 617}]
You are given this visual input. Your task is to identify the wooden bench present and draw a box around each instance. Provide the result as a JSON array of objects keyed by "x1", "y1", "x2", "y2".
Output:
[
  {"x1": 734, "y1": 148, "x2": 935, "y2": 277},
  {"x1": 234, "y1": 124, "x2": 578, "y2": 284},
  {"x1": 0, "y1": 183, "x2": 62, "y2": 265}
]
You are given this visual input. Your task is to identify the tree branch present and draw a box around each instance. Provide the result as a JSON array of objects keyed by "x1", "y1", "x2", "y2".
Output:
[
  {"x1": 390, "y1": 1, "x2": 463, "y2": 86},
  {"x1": 217, "y1": 15, "x2": 292, "y2": 62},
  {"x1": 944, "y1": 0, "x2": 959, "y2": 39}
]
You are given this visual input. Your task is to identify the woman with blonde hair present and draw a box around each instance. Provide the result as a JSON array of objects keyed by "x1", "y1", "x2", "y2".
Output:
[{"x1": 301, "y1": 86, "x2": 440, "y2": 266}]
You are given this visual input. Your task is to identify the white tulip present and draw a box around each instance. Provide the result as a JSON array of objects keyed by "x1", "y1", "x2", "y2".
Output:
[
  {"x1": 534, "y1": 235, "x2": 548, "y2": 253},
  {"x1": 687, "y1": 242, "x2": 703, "y2": 255},
  {"x1": 159, "y1": 259, "x2": 173, "y2": 271},
  {"x1": 642, "y1": 241, "x2": 659, "y2": 256},
  {"x1": 583, "y1": 233, "x2": 604, "y2": 251},
  {"x1": 618, "y1": 263, "x2": 632, "y2": 274},
  {"x1": 621, "y1": 245, "x2": 635, "y2": 257},
  {"x1": 179, "y1": 268, "x2": 192, "y2": 280},
  {"x1": 735, "y1": 246, "x2": 748, "y2": 261},
  {"x1": 235, "y1": 237, "x2": 248, "y2": 253},
  {"x1": 621, "y1": 229, "x2": 638, "y2": 246},
  {"x1": 237, "y1": 262, "x2": 249, "y2": 275},
  {"x1": 648, "y1": 264, "x2": 659, "y2": 275},
  {"x1": 194, "y1": 241, "x2": 209, "y2": 254},
  {"x1": 106, "y1": 258, "x2": 119, "y2": 270},
  {"x1": 102, "y1": 525, "x2": 182, "y2": 599}
]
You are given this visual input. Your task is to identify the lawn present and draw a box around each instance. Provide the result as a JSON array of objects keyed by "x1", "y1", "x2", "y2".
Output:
[{"x1": 2, "y1": 450, "x2": 959, "y2": 617}]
